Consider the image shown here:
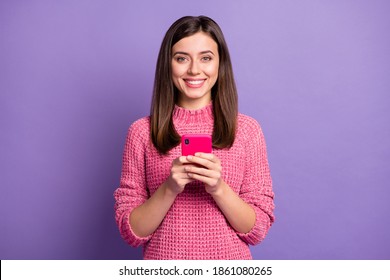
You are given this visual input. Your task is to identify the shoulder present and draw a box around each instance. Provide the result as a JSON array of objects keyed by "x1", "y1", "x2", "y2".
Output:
[
  {"x1": 129, "y1": 116, "x2": 150, "y2": 131},
  {"x1": 126, "y1": 116, "x2": 150, "y2": 142},
  {"x1": 237, "y1": 113, "x2": 263, "y2": 136},
  {"x1": 235, "y1": 113, "x2": 268, "y2": 151}
]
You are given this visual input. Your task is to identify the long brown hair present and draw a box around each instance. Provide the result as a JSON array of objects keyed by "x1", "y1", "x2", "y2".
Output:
[{"x1": 150, "y1": 16, "x2": 238, "y2": 154}]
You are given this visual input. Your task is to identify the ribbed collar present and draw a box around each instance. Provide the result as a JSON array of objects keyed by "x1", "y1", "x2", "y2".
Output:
[{"x1": 172, "y1": 102, "x2": 214, "y2": 125}]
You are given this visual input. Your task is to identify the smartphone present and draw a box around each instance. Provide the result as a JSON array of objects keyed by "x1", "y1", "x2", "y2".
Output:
[{"x1": 181, "y1": 134, "x2": 212, "y2": 156}]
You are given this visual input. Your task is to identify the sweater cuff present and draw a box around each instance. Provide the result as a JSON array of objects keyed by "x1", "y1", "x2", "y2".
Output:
[
  {"x1": 236, "y1": 207, "x2": 271, "y2": 245},
  {"x1": 120, "y1": 209, "x2": 152, "y2": 247}
]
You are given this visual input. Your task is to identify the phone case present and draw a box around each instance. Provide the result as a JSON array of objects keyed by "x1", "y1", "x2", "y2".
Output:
[{"x1": 181, "y1": 134, "x2": 212, "y2": 156}]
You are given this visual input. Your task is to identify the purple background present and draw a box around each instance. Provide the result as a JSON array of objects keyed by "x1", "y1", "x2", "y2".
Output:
[{"x1": 1, "y1": 0, "x2": 389, "y2": 260}]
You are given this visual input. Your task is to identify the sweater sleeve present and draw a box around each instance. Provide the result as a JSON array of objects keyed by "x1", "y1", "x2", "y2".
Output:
[
  {"x1": 236, "y1": 117, "x2": 275, "y2": 245},
  {"x1": 113, "y1": 119, "x2": 153, "y2": 247}
]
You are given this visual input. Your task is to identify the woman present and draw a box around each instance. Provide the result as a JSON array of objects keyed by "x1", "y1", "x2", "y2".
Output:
[{"x1": 114, "y1": 15, "x2": 274, "y2": 260}]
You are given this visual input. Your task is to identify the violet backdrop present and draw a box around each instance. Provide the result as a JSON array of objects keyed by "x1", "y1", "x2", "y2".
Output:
[{"x1": 1, "y1": 0, "x2": 389, "y2": 259}]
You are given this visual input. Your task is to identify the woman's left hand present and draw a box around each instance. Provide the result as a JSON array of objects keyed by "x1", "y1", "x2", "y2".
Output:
[
  {"x1": 185, "y1": 153, "x2": 257, "y2": 234},
  {"x1": 184, "y1": 153, "x2": 225, "y2": 195}
]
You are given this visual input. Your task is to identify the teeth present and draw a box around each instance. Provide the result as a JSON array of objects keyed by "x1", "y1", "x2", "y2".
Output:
[{"x1": 186, "y1": 80, "x2": 204, "y2": 85}]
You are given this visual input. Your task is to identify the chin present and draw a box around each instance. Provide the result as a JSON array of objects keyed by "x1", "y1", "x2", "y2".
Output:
[{"x1": 184, "y1": 92, "x2": 208, "y2": 100}]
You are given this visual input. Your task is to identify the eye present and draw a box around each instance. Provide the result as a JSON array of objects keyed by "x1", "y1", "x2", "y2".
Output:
[
  {"x1": 175, "y1": 56, "x2": 187, "y2": 63},
  {"x1": 201, "y1": 56, "x2": 212, "y2": 62}
]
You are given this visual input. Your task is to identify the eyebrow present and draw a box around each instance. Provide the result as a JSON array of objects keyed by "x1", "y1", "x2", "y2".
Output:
[{"x1": 173, "y1": 50, "x2": 215, "y2": 56}]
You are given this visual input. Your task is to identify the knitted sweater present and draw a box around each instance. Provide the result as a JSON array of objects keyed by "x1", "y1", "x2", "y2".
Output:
[{"x1": 114, "y1": 103, "x2": 275, "y2": 259}]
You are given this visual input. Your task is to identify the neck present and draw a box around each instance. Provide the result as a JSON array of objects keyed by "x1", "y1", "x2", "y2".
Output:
[
  {"x1": 173, "y1": 102, "x2": 214, "y2": 124},
  {"x1": 177, "y1": 95, "x2": 212, "y2": 110}
]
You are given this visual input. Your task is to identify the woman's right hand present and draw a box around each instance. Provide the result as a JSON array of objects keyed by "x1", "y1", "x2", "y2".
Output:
[
  {"x1": 165, "y1": 156, "x2": 194, "y2": 195},
  {"x1": 130, "y1": 156, "x2": 194, "y2": 238}
]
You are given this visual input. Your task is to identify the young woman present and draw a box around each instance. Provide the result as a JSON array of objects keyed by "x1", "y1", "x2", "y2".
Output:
[{"x1": 114, "y1": 16, "x2": 275, "y2": 260}]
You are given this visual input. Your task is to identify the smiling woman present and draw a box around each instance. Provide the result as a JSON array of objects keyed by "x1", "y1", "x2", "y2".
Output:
[
  {"x1": 114, "y1": 16, "x2": 275, "y2": 260},
  {"x1": 171, "y1": 32, "x2": 219, "y2": 109},
  {"x1": 150, "y1": 16, "x2": 239, "y2": 154}
]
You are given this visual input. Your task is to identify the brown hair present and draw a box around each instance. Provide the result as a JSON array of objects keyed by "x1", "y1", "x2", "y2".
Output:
[{"x1": 150, "y1": 16, "x2": 238, "y2": 154}]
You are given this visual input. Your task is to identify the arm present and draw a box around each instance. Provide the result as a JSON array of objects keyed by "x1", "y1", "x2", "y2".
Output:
[
  {"x1": 236, "y1": 118, "x2": 275, "y2": 244},
  {"x1": 210, "y1": 181, "x2": 256, "y2": 234},
  {"x1": 130, "y1": 156, "x2": 194, "y2": 237},
  {"x1": 185, "y1": 118, "x2": 275, "y2": 244},
  {"x1": 185, "y1": 154, "x2": 256, "y2": 233},
  {"x1": 115, "y1": 120, "x2": 196, "y2": 240},
  {"x1": 114, "y1": 120, "x2": 151, "y2": 247},
  {"x1": 129, "y1": 182, "x2": 177, "y2": 237}
]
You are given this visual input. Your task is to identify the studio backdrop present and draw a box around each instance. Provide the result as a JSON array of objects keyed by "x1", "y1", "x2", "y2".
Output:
[{"x1": 1, "y1": 0, "x2": 389, "y2": 259}]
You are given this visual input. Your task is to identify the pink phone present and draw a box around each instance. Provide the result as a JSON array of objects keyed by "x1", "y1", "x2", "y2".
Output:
[{"x1": 181, "y1": 134, "x2": 212, "y2": 156}]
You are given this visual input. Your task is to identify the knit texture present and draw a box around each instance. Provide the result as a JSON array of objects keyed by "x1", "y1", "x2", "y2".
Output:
[{"x1": 114, "y1": 103, "x2": 275, "y2": 259}]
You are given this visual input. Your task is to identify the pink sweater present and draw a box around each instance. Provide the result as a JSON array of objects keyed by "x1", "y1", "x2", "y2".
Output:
[{"x1": 114, "y1": 104, "x2": 275, "y2": 259}]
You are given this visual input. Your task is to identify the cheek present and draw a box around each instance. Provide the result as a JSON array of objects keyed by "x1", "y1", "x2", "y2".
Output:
[
  {"x1": 171, "y1": 63, "x2": 186, "y2": 78},
  {"x1": 171, "y1": 64, "x2": 183, "y2": 89},
  {"x1": 205, "y1": 63, "x2": 219, "y2": 80}
]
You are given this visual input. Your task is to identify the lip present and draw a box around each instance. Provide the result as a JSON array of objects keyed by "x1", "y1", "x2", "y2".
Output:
[{"x1": 183, "y1": 78, "x2": 206, "y2": 88}]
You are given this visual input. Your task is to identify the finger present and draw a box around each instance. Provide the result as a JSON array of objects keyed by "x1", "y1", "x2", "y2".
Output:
[
  {"x1": 186, "y1": 155, "x2": 218, "y2": 170},
  {"x1": 185, "y1": 165, "x2": 218, "y2": 178},
  {"x1": 172, "y1": 164, "x2": 197, "y2": 174},
  {"x1": 194, "y1": 153, "x2": 220, "y2": 163},
  {"x1": 177, "y1": 156, "x2": 191, "y2": 164},
  {"x1": 170, "y1": 173, "x2": 194, "y2": 186},
  {"x1": 174, "y1": 172, "x2": 192, "y2": 180},
  {"x1": 173, "y1": 156, "x2": 191, "y2": 167},
  {"x1": 172, "y1": 169, "x2": 195, "y2": 181},
  {"x1": 187, "y1": 172, "x2": 216, "y2": 186}
]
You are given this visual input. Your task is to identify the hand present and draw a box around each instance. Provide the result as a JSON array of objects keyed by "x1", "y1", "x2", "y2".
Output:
[
  {"x1": 184, "y1": 153, "x2": 225, "y2": 195},
  {"x1": 165, "y1": 156, "x2": 195, "y2": 195}
]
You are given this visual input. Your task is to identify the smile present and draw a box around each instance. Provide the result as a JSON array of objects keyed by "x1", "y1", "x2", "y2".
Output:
[{"x1": 184, "y1": 79, "x2": 206, "y2": 88}]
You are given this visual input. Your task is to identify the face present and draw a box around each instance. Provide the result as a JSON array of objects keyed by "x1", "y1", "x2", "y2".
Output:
[{"x1": 171, "y1": 32, "x2": 219, "y2": 109}]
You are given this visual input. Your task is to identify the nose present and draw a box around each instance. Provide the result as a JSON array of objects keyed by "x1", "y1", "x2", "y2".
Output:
[{"x1": 188, "y1": 61, "x2": 200, "y2": 75}]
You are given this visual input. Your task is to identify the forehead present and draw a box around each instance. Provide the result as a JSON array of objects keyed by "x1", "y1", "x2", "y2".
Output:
[{"x1": 172, "y1": 32, "x2": 218, "y2": 53}]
